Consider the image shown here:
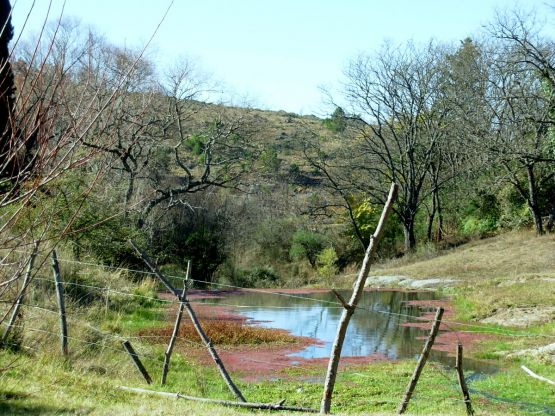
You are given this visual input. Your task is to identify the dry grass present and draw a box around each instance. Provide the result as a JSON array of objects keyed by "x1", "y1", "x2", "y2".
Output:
[
  {"x1": 372, "y1": 230, "x2": 555, "y2": 282},
  {"x1": 370, "y1": 231, "x2": 555, "y2": 323}
]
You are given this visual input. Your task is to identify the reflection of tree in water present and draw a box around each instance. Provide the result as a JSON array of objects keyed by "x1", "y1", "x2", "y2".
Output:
[{"x1": 203, "y1": 290, "x2": 437, "y2": 360}]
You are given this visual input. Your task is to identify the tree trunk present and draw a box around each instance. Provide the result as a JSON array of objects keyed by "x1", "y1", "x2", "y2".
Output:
[
  {"x1": 124, "y1": 171, "x2": 136, "y2": 218},
  {"x1": 547, "y1": 203, "x2": 555, "y2": 233},
  {"x1": 426, "y1": 195, "x2": 436, "y2": 243},
  {"x1": 403, "y1": 219, "x2": 416, "y2": 251},
  {"x1": 526, "y1": 164, "x2": 544, "y2": 235},
  {"x1": 0, "y1": 0, "x2": 16, "y2": 178},
  {"x1": 436, "y1": 191, "x2": 444, "y2": 241}
]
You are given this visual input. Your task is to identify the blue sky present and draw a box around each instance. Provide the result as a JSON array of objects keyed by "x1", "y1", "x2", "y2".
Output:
[{"x1": 10, "y1": 0, "x2": 554, "y2": 115}]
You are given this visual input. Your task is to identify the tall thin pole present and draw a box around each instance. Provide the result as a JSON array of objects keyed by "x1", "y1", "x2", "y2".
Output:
[
  {"x1": 51, "y1": 250, "x2": 68, "y2": 357},
  {"x1": 161, "y1": 261, "x2": 190, "y2": 385},
  {"x1": 122, "y1": 339, "x2": 152, "y2": 384},
  {"x1": 320, "y1": 183, "x2": 398, "y2": 414},
  {"x1": 130, "y1": 241, "x2": 246, "y2": 402},
  {"x1": 397, "y1": 307, "x2": 444, "y2": 414},
  {"x1": 456, "y1": 343, "x2": 474, "y2": 416}
]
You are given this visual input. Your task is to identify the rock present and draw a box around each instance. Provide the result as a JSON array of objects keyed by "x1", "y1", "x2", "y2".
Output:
[
  {"x1": 481, "y1": 306, "x2": 555, "y2": 328},
  {"x1": 405, "y1": 278, "x2": 459, "y2": 289},
  {"x1": 507, "y1": 342, "x2": 555, "y2": 364},
  {"x1": 366, "y1": 275, "x2": 459, "y2": 289},
  {"x1": 367, "y1": 275, "x2": 408, "y2": 286}
]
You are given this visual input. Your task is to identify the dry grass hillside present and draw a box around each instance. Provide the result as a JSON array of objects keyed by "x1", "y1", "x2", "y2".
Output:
[
  {"x1": 372, "y1": 231, "x2": 555, "y2": 326},
  {"x1": 373, "y1": 231, "x2": 555, "y2": 282}
]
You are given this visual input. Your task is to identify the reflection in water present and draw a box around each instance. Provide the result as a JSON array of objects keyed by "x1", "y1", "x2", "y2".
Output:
[{"x1": 203, "y1": 290, "x2": 436, "y2": 360}]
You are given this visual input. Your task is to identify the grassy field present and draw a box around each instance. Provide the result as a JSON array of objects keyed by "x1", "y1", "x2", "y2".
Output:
[
  {"x1": 1, "y1": 231, "x2": 554, "y2": 415},
  {"x1": 2, "y1": 347, "x2": 554, "y2": 415}
]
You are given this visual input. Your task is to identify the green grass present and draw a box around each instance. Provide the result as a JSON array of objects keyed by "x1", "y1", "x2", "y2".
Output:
[
  {"x1": 2, "y1": 231, "x2": 555, "y2": 414},
  {"x1": 2, "y1": 348, "x2": 551, "y2": 415},
  {"x1": 0, "y1": 349, "x2": 242, "y2": 415}
]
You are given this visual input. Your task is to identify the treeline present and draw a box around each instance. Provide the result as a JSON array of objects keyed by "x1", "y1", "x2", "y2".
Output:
[
  {"x1": 308, "y1": 11, "x2": 555, "y2": 254},
  {"x1": 1, "y1": 7, "x2": 554, "y2": 289}
]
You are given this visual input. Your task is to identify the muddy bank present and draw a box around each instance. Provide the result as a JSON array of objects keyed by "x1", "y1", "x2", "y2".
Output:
[
  {"x1": 401, "y1": 299, "x2": 493, "y2": 355},
  {"x1": 150, "y1": 288, "x2": 491, "y2": 381}
]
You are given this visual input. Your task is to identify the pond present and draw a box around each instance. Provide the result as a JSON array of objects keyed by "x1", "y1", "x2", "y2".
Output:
[{"x1": 202, "y1": 289, "x2": 458, "y2": 363}]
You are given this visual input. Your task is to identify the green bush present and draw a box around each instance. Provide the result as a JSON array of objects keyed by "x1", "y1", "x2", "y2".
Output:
[
  {"x1": 316, "y1": 247, "x2": 338, "y2": 282},
  {"x1": 253, "y1": 218, "x2": 296, "y2": 261},
  {"x1": 344, "y1": 195, "x2": 403, "y2": 259},
  {"x1": 186, "y1": 133, "x2": 206, "y2": 157},
  {"x1": 323, "y1": 106, "x2": 347, "y2": 133},
  {"x1": 233, "y1": 266, "x2": 281, "y2": 288},
  {"x1": 289, "y1": 229, "x2": 327, "y2": 268},
  {"x1": 460, "y1": 191, "x2": 501, "y2": 236}
]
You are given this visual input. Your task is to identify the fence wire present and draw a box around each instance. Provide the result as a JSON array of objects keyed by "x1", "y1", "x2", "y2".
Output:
[{"x1": 2, "y1": 249, "x2": 555, "y2": 415}]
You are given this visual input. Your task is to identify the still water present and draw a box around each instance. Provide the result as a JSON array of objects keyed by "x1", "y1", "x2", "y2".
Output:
[{"x1": 204, "y1": 289, "x2": 442, "y2": 360}]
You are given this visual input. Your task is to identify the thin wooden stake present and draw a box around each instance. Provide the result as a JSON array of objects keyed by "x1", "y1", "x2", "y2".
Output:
[
  {"x1": 51, "y1": 250, "x2": 68, "y2": 357},
  {"x1": 456, "y1": 343, "x2": 474, "y2": 416},
  {"x1": 321, "y1": 183, "x2": 398, "y2": 414},
  {"x1": 118, "y1": 386, "x2": 318, "y2": 413},
  {"x1": 397, "y1": 306, "x2": 444, "y2": 414},
  {"x1": 129, "y1": 240, "x2": 179, "y2": 297},
  {"x1": 2, "y1": 242, "x2": 39, "y2": 345},
  {"x1": 130, "y1": 241, "x2": 246, "y2": 402},
  {"x1": 161, "y1": 261, "x2": 190, "y2": 385},
  {"x1": 122, "y1": 339, "x2": 152, "y2": 384}
]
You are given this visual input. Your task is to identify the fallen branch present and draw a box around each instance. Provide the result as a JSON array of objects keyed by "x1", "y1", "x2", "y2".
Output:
[
  {"x1": 521, "y1": 365, "x2": 555, "y2": 386},
  {"x1": 118, "y1": 386, "x2": 318, "y2": 413}
]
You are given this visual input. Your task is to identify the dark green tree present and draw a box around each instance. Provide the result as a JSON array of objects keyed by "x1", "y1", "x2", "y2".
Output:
[{"x1": 323, "y1": 106, "x2": 347, "y2": 133}]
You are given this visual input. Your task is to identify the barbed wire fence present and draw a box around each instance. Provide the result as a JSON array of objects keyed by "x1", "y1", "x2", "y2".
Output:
[{"x1": 1, "y1": 245, "x2": 554, "y2": 415}]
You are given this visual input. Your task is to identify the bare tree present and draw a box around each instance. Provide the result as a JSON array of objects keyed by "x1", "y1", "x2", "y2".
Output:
[
  {"x1": 313, "y1": 42, "x2": 453, "y2": 251},
  {"x1": 484, "y1": 12, "x2": 555, "y2": 234},
  {"x1": 0, "y1": 2, "x2": 172, "y2": 326}
]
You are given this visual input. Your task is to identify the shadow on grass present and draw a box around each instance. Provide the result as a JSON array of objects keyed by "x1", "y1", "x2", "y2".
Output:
[{"x1": 0, "y1": 391, "x2": 87, "y2": 415}]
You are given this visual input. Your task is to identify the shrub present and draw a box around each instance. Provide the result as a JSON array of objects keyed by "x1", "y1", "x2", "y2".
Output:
[
  {"x1": 233, "y1": 266, "x2": 281, "y2": 288},
  {"x1": 345, "y1": 195, "x2": 403, "y2": 258},
  {"x1": 289, "y1": 229, "x2": 327, "y2": 268},
  {"x1": 460, "y1": 191, "x2": 501, "y2": 236},
  {"x1": 316, "y1": 247, "x2": 338, "y2": 282},
  {"x1": 253, "y1": 217, "x2": 296, "y2": 261},
  {"x1": 323, "y1": 106, "x2": 347, "y2": 133}
]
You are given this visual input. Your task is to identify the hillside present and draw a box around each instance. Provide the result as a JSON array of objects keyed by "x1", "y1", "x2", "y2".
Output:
[{"x1": 371, "y1": 230, "x2": 555, "y2": 327}]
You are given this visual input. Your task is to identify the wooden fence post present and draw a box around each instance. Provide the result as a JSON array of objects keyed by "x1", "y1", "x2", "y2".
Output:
[
  {"x1": 320, "y1": 183, "x2": 398, "y2": 414},
  {"x1": 51, "y1": 250, "x2": 68, "y2": 357},
  {"x1": 122, "y1": 339, "x2": 152, "y2": 384},
  {"x1": 456, "y1": 343, "x2": 474, "y2": 416},
  {"x1": 2, "y1": 242, "x2": 39, "y2": 345},
  {"x1": 130, "y1": 241, "x2": 246, "y2": 402},
  {"x1": 161, "y1": 261, "x2": 190, "y2": 385},
  {"x1": 397, "y1": 306, "x2": 444, "y2": 414}
]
